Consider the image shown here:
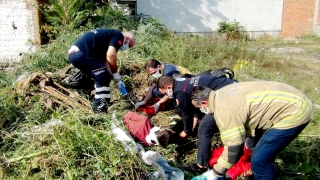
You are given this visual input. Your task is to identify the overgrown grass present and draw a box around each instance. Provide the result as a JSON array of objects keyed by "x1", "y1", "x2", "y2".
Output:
[{"x1": 0, "y1": 25, "x2": 320, "y2": 179}]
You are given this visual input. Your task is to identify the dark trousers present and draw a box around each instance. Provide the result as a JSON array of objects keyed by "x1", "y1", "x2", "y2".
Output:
[
  {"x1": 68, "y1": 51, "x2": 112, "y2": 102},
  {"x1": 196, "y1": 114, "x2": 219, "y2": 167},
  {"x1": 251, "y1": 122, "x2": 309, "y2": 180}
]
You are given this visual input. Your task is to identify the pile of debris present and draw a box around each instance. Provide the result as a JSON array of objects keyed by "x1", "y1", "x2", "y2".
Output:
[{"x1": 16, "y1": 71, "x2": 91, "y2": 113}]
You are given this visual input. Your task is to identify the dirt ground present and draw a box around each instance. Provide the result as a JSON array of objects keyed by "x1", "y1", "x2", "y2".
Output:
[{"x1": 262, "y1": 43, "x2": 320, "y2": 75}]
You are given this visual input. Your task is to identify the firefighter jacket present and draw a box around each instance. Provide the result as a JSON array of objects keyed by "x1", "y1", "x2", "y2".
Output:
[{"x1": 208, "y1": 81, "x2": 314, "y2": 174}]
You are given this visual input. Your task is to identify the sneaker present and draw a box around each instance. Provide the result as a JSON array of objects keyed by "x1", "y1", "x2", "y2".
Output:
[
  {"x1": 92, "y1": 98, "x2": 108, "y2": 114},
  {"x1": 181, "y1": 163, "x2": 208, "y2": 174}
]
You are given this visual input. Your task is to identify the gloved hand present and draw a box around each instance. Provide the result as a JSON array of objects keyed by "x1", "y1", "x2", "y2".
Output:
[
  {"x1": 192, "y1": 170, "x2": 222, "y2": 180},
  {"x1": 135, "y1": 101, "x2": 146, "y2": 109},
  {"x1": 113, "y1": 72, "x2": 121, "y2": 83},
  {"x1": 151, "y1": 102, "x2": 160, "y2": 113}
]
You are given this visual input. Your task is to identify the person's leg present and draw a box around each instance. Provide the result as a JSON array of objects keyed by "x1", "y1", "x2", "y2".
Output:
[
  {"x1": 69, "y1": 52, "x2": 112, "y2": 113},
  {"x1": 196, "y1": 114, "x2": 219, "y2": 167},
  {"x1": 251, "y1": 122, "x2": 309, "y2": 180}
]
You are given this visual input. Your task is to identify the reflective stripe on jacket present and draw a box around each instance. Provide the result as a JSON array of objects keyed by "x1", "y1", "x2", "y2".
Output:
[{"x1": 208, "y1": 81, "x2": 314, "y2": 174}]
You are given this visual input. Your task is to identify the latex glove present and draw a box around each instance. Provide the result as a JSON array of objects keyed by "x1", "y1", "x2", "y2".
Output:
[
  {"x1": 151, "y1": 102, "x2": 160, "y2": 113},
  {"x1": 135, "y1": 101, "x2": 146, "y2": 109},
  {"x1": 192, "y1": 170, "x2": 221, "y2": 180},
  {"x1": 113, "y1": 72, "x2": 121, "y2": 83}
]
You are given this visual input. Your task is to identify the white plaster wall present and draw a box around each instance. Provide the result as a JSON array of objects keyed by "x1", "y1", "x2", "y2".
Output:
[
  {"x1": 0, "y1": 0, "x2": 37, "y2": 62},
  {"x1": 137, "y1": 0, "x2": 283, "y2": 36}
]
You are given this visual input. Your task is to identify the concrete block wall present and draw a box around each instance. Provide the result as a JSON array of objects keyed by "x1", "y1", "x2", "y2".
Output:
[
  {"x1": 280, "y1": 0, "x2": 316, "y2": 39},
  {"x1": 0, "y1": 0, "x2": 40, "y2": 62}
]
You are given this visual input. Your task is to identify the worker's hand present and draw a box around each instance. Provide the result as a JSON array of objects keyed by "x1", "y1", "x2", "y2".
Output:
[
  {"x1": 192, "y1": 170, "x2": 221, "y2": 180},
  {"x1": 135, "y1": 101, "x2": 146, "y2": 109},
  {"x1": 203, "y1": 170, "x2": 221, "y2": 180},
  {"x1": 151, "y1": 102, "x2": 160, "y2": 113},
  {"x1": 113, "y1": 72, "x2": 121, "y2": 83},
  {"x1": 179, "y1": 131, "x2": 187, "y2": 138}
]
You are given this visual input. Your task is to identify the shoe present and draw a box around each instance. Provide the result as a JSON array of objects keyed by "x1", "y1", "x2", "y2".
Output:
[
  {"x1": 181, "y1": 163, "x2": 208, "y2": 174},
  {"x1": 92, "y1": 98, "x2": 108, "y2": 114}
]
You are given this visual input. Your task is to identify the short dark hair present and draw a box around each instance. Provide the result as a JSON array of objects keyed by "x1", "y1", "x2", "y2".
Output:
[
  {"x1": 144, "y1": 59, "x2": 162, "y2": 69},
  {"x1": 190, "y1": 86, "x2": 211, "y2": 105},
  {"x1": 155, "y1": 129, "x2": 179, "y2": 148},
  {"x1": 157, "y1": 76, "x2": 175, "y2": 89}
]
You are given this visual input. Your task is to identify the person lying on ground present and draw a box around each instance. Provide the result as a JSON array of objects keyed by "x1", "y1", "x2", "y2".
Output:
[{"x1": 189, "y1": 82, "x2": 314, "y2": 180}]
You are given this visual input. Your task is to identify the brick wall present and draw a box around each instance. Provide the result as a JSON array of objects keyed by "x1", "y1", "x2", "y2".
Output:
[
  {"x1": 0, "y1": 0, "x2": 40, "y2": 62},
  {"x1": 280, "y1": 0, "x2": 316, "y2": 39}
]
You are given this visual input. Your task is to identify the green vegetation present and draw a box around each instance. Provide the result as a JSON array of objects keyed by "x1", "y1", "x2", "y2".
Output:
[
  {"x1": 0, "y1": 2, "x2": 320, "y2": 180},
  {"x1": 217, "y1": 20, "x2": 248, "y2": 40}
]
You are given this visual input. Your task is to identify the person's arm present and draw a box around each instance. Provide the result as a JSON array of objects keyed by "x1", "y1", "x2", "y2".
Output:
[
  {"x1": 213, "y1": 123, "x2": 245, "y2": 175},
  {"x1": 104, "y1": 60, "x2": 113, "y2": 76},
  {"x1": 156, "y1": 95, "x2": 169, "y2": 105},
  {"x1": 143, "y1": 83, "x2": 156, "y2": 104},
  {"x1": 176, "y1": 93, "x2": 193, "y2": 137},
  {"x1": 106, "y1": 46, "x2": 118, "y2": 73},
  {"x1": 192, "y1": 116, "x2": 198, "y2": 131}
]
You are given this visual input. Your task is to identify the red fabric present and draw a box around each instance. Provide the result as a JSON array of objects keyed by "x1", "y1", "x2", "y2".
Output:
[
  {"x1": 208, "y1": 147, "x2": 224, "y2": 167},
  {"x1": 240, "y1": 145, "x2": 252, "y2": 161},
  {"x1": 136, "y1": 104, "x2": 156, "y2": 116},
  {"x1": 123, "y1": 112, "x2": 152, "y2": 146},
  {"x1": 135, "y1": 98, "x2": 167, "y2": 116},
  {"x1": 208, "y1": 146, "x2": 252, "y2": 180},
  {"x1": 226, "y1": 160, "x2": 251, "y2": 180}
]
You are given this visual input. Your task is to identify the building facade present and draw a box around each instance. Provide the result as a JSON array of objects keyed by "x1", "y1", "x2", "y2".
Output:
[
  {"x1": 0, "y1": 0, "x2": 319, "y2": 62},
  {"x1": 0, "y1": 0, "x2": 41, "y2": 62}
]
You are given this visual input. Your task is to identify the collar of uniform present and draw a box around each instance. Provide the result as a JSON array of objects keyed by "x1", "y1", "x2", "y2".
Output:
[{"x1": 208, "y1": 91, "x2": 216, "y2": 115}]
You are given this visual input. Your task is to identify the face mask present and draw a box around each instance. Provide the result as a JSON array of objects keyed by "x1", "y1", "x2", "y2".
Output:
[
  {"x1": 152, "y1": 68, "x2": 162, "y2": 79},
  {"x1": 167, "y1": 88, "x2": 174, "y2": 99},
  {"x1": 120, "y1": 39, "x2": 130, "y2": 50},
  {"x1": 200, "y1": 104, "x2": 210, "y2": 114}
]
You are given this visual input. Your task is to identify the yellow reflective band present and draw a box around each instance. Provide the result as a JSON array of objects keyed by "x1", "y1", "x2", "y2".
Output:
[
  {"x1": 274, "y1": 97, "x2": 312, "y2": 128},
  {"x1": 217, "y1": 157, "x2": 233, "y2": 169},
  {"x1": 247, "y1": 91, "x2": 302, "y2": 105},
  {"x1": 179, "y1": 66, "x2": 191, "y2": 74},
  {"x1": 221, "y1": 126, "x2": 245, "y2": 141}
]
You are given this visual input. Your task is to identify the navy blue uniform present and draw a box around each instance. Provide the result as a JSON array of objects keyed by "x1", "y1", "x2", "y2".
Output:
[
  {"x1": 68, "y1": 28, "x2": 125, "y2": 111},
  {"x1": 173, "y1": 75, "x2": 235, "y2": 134},
  {"x1": 74, "y1": 28, "x2": 123, "y2": 59}
]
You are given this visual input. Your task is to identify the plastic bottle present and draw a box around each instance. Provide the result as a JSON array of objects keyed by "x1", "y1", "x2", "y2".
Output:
[{"x1": 119, "y1": 82, "x2": 127, "y2": 95}]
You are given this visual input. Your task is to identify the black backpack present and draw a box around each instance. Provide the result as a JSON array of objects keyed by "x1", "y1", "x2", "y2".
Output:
[{"x1": 195, "y1": 67, "x2": 235, "y2": 79}]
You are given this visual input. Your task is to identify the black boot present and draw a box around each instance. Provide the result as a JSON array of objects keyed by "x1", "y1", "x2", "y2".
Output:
[{"x1": 92, "y1": 98, "x2": 108, "y2": 114}]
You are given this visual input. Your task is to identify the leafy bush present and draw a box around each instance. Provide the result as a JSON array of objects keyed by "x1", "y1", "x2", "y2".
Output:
[
  {"x1": 217, "y1": 20, "x2": 249, "y2": 40},
  {"x1": 34, "y1": 0, "x2": 95, "y2": 40}
]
